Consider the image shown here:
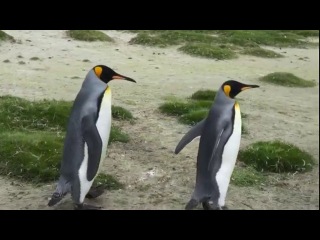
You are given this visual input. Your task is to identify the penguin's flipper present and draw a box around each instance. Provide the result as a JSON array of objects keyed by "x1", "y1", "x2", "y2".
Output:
[
  {"x1": 175, "y1": 118, "x2": 206, "y2": 154},
  {"x1": 207, "y1": 122, "x2": 232, "y2": 171},
  {"x1": 81, "y1": 114, "x2": 103, "y2": 182}
]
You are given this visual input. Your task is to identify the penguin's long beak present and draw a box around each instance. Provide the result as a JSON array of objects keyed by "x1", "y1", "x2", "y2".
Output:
[
  {"x1": 112, "y1": 74, "x2": 136, "y2": 83},
  {"x1": 241, "y1": 84, "x2": 259, "y2": 91}
]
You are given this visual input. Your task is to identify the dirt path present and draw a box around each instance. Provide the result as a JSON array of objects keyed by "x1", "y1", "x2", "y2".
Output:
[{"x1": 0, "y1": 30, "x2": 318, "y2": 210}]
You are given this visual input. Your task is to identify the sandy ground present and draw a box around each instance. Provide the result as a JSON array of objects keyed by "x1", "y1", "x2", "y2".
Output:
[{"x1": 0, "y1": 30, "x2": 318, "y2": 210}]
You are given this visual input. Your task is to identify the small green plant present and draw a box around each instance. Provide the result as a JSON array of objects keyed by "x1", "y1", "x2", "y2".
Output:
[
  {"x1": 83, "y1": 59, "x2": 90, "y2": 62},
  {"x1": 30, "y1": 57, "x2": 40, "y2": 61},
  {"x1": 112, "y1": 106, "x2": 134, "y2": 120},
  {"x1": 3, "y1": 59, "x2": 10, "y2": 63},
  {"x1": 67, "y1": 30, "x2": 114, "y2": 42},
  {"x1": 178, "y1": 43, "x2": 237, "y2": 60},
  {"x1": 238, "y1": 140, "x2": 315, "y2": 173},
  {"x1": 259, "y1": 72, "x2": 316, "y2": 87},
  {"x1": 109, "y1": 126, "x2": 130, "y2": 143},
  {"x1": 190, "y1": 90, "x2": 217, "y2": 101},
  {"x1": 231, "y1": 166, "x2": 267, "y2": 186},
  {"x1": 241, "y1": 47, "x2": 284, "y2": 58},
  {"x1": 94, "y1": 173, "x2": 124, "y2": 190},
  {"x1": 18, "y1": 61, "x2": 26, "y2": 65}
]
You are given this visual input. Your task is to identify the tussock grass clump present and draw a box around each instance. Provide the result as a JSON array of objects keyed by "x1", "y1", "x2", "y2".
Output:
[
  {"x1": 179, "y1": 43, "x2": 237, "y2": 60},
  {"x1": 241, "y1": 47, "x2": 284, "y2": 58},
  {"x1": 259, "y1": 72, "x2": 316, "y2": 87},
  {"x1": 67, "y1": 30, "x2": 114, "y2": 42},
  {"x1": 238, "y1": 140, "x2": 315, "y2": 173}
]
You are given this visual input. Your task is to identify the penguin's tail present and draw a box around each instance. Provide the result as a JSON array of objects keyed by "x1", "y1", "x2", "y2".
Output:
[{"x1": 48, "y1": 178, "x2": 70, "y2": 207}]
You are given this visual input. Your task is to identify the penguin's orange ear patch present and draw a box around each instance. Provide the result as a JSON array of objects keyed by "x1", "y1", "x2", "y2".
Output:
[
  {"x1": 94, "y1": 66, "x2": 103, "y2": 78},
  {"x1": 223, "y1": 85, "x2": 231, "y2": 97}
]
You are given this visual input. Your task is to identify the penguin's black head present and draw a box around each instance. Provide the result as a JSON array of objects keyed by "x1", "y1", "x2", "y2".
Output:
[
  {"x1": 222, "y1": 80, "x2": 259, "y2": 98},
  {"x1": 93, "y1": 65, "x2": 136, "y2": 84}
]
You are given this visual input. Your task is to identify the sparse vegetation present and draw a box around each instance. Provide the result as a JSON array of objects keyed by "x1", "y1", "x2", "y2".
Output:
[
  {"x1": 179, "y1": 43, "x2": 237, "y2": 60},
  {"x1": 128, "y1": 30, "x2": 318, "y2": 59},
  {"x1": 0, "y1": 31, "x2": 14, "y2": 42},
  {"x1": 260, "y1": 72, "x2": 316, "y2": 87},
  {"x1": 231, "y1": 167, "x2": 267, "y2": 187},
  {"x1": 94, "y1": 173, "x2": 124, "y2": 190},
  {"x1": 112, "y1": 106, "x2": 134, "y2": 120},
  {"x1": 191, "y1": 90, "x2": 217, "y2": 101},
  {"x1": 159, "y1": 90, "x2": 248, "y2": 132},
  {"x1": 67, "y1": 30, "x2": 114, "y2": 42},
  {"x1": 0, "y1": 96, "x2": 133, "y2": 184},
  {"x1": 238, "y1": 140, "x2": 315, "y2": 173},
  {"x1": 18, "y1": 61, "x2": 25, "y2": 65},
  {"x1": 242, "y1": 47, "x2": 284, "y2": 58},
  {"x1": 30, "y1": 57, "x2": 40, "y2": 61},
  {"x1": 3, "y1": 59, "x2": 10, "y2": 63}
]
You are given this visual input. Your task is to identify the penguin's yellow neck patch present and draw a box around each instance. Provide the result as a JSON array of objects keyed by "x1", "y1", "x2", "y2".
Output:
[
  {"x1": 94, "y1": 67, "x2": 102, "y2": 78},
  {"x1": 105, "y1": 86, "x2": 111, "y2": 95},
  {"x1": 235, "y1": 102, "x2": 240, "y2": 110},
  {"x1": 223, "y1": 85, "x2": 231, "y2": 97}
]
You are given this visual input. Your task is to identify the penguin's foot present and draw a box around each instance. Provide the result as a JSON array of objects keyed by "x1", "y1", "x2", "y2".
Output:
[
  {"x1": 85, "y1": 185, "x2": 105, "y2": 199},
  {"x1": 74, "y1": 203, "x2": 103, "y2": 210},
  {"x1": 185, "y1": 199, "x2": 199, "y2": 210},
  {"x1": 202, "y1": 201, "x2": 223, "y2": 210}
]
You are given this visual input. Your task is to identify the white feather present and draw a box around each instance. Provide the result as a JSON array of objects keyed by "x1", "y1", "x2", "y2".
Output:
[{"x1": 215, "y1": 105, "x2": 242, "y2": 207}]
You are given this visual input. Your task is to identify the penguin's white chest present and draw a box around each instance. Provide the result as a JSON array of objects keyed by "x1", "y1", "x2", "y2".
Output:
[
  {"x1": 215, "y1": 103, "x2": 242, "y2": 206},
  {"x1": 78, "y1": 87, "x2": 112, "y2": 202}
]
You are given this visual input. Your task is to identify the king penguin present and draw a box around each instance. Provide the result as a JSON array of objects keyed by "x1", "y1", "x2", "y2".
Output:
[
  {"x1": 48, "y1": 65, "x2": 136, "y2": 210},
  {"x1": 175, "y1": 80, "x2": 259, "y2": 210}
]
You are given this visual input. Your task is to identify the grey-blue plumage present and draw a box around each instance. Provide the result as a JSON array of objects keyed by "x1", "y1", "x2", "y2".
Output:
[
  {"x1": 48, "y1": 65, "x2": 136, "y2": 210},
  {"x1": 175, "y1": 80, "x2": 259, "y2": 210}
]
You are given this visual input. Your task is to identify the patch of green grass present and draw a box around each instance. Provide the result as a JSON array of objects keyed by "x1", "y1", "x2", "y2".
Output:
[
  {"x1": 129, "y1": 31, "x2": 218, "y2": 48},
  {"x1": 0, "y1": 30, "x2": 14, "y2": 42},
  {"x1": 190, "y1": 90, "x2": 217, "y2": 101},
  {"x1": 109, "y1": 126, "x2": 129, "y2": 143},
  {"x1": 128, "y1": 31, "x2": 317, "y2": 60},
  {"x1": 18, "y1": 61, "x2": 26, "y2": 65},
  {"x1": 3, "y1": 59, "x2": 10, "y2": 63},
  {"x1": 238, "y1": 140, "x2": 315, "y2": 173},
  {"x1": 159, "y1": 100, "x2": 212, "y2": 117},
  {"x1": 0, "y1": 96, "x2": 71, "y2": 132},
  {"x1": 281, "y1": 30, "x2": 319, "y2": 37},
  {"x1": 0, "y1": 131, "x2": 63, "y2": 182},
  {"x1": 217, "y1": 30, "x2": 309, "y2": 48},
  {"x1": 159, "y1": 91, "x2": 249, "y2": 133},
  {"x1": 241, "y1": 47, "x2": 284, "y2": 58},
  {"x1": 259, "y1": 72, "x2": 316, "y2": 87},
  {"x1": 30, "y1": 57, "x2": 40, "y2": 61},
  {"x1": 67, "y1": 30, "x2": 114, "y2": 42},
  {"x1": 178, "y1": 43, "x2": 237, "y2": 60},
  {"x1": 112, "y1": 106, "x2": 133, "y2": 120},
  {"x1": 0, "y1": 96, "x2": 135, "y2": 132},
  {"x1": 0, "y1": 96, "x2": 132, "y2": 184},
  {"x1": 94, "y1": 173, "x2": 124, "y2": 190},
  {"x1": 231, "y1": 166, "x2": 267, "y2": 186},
  {"x1": 179, "y1": 109, "x2": 208, "y2": 125}
]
